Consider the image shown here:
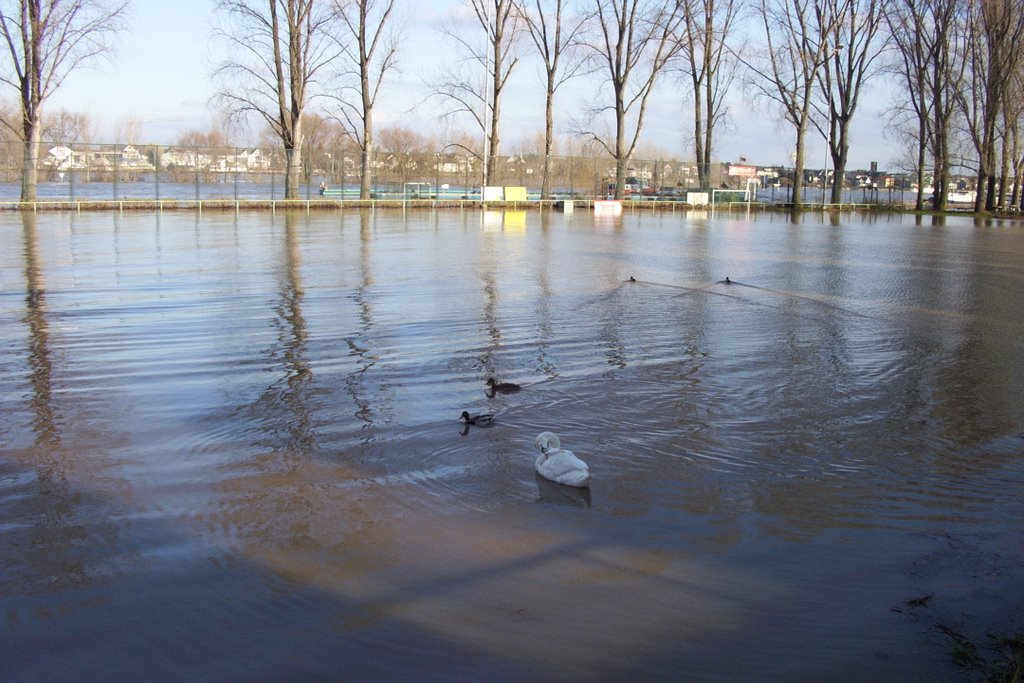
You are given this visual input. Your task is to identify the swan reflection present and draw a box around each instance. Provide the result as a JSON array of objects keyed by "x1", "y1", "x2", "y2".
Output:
[{"x1": 535, "y1": 473, "x2": 592, "y2": 508}]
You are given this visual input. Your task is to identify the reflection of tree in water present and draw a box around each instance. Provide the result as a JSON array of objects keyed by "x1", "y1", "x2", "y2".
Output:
[
  {"x1": 478, "y1": 270, "x2": 501, "y2": 374},
  {"x1": 532, "y1": 213, "x2": 557, "y2": 379},
  {"x1": 226, "y1": 211, "x2": 326, "y2": 551},
  {"x1": 248, "y1": 211, "x2": 320, "y2": 455},
  {"x1": 598, "y1": 295, "x2": 627, "y2": 372},
  {"x1": 341, "y1": 210, "x2": 392, "y2": 441},
  {"x1": 9, "y1": 213, "x2": 133, "y2": 596},
  {"x1": 933, "y1": 229, "x2": 1019, "y2": 451},
  {"x1": 474, "y1": 220, "x2": 503, "y2": 378},
  {"x1": 21, "y1": 212, "x2": 58, "y2": 447},
  {"x1": 777, "y1": 221, "x2": 855, "y2": 395},
  {"x1": 215, "y1": 211, "x2": 394, "y2": 560}
]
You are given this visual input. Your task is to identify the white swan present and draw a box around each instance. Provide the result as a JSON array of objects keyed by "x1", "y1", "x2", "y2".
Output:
[{"x1": 535, "y1": 432, "x2": 591, "y2": 488}]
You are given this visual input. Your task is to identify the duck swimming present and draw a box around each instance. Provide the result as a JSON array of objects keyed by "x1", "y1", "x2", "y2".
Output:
[
  {"x1": 485, "y1": 378, "x2": 521, "y2": 396},
  {"x1": 534, "y1": 432, "x2": 591, "y2": 488},
  {"x1": 459, "y1": 411, "x2": 495, "y2": 427}
]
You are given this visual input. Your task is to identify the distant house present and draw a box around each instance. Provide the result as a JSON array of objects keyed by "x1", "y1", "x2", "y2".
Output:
[
  {"x1": 237, "y1": 148, "x2": 270, "y2": 170},
  {"x1": 120, "y1": 145, "x2": 153, "y2": 169},
  {"x1": 162, "y1": 147, "x2": 212, "y2": 169},
  {"x1": 440, "y1": 161, "x2": 460, "y2": 174},
  {"x1": 45, "y1": 145, "x2": 76, "y2": 170},
  {"x1": 81, "y1": 145, "x2": 154, "y2": 171}
]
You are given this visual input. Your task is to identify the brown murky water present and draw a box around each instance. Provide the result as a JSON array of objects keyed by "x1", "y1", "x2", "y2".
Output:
[{"x1": 2, "y1": 208, "x2": 1023, "y2": 681}]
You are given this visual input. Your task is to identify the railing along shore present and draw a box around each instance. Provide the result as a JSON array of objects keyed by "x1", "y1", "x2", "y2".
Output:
[{"x1": 0, "y1": 197, "x2": 902, "y2": 214}]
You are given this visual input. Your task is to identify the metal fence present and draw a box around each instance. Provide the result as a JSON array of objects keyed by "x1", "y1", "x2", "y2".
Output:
[
  {"x1": 0, "y1": 140, "x2": 915, "y2": 208},
  {"x1": 0, "y1": 140, "x2": 737, "y2": 202}
]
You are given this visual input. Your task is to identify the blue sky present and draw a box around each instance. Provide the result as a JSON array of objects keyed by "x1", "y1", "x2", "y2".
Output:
[{"x1": 46, "y1": 0, "x2": 898, "y2": 170}]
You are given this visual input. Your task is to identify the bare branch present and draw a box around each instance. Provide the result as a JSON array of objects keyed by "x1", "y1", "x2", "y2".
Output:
[
  {"x1": 0, "y1": 0, "x2": 128, "y2": 199},
  {"x1": 579, "y1": 0, "x2": 684, "y2": 198},
  {"x1": 212, "y1": 0, "x2": 343, "y2": 198},
  {"x1": 432, "y1": 1, "x2": 521, "y2": 186},
  {"x1": 324, "y1": 0, "x2": 402, "y2": 197},
  {"x1": 514, "y1": 0, "x2": 592, "y2": 196}
]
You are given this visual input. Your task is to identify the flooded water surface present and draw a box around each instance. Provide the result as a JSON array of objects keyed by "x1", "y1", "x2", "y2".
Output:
[{"x1": 2, "y1": 208, "x2": 1023, "y2": 681}]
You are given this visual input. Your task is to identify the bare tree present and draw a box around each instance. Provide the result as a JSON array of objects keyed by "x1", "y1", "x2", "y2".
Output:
[
  {"x1": 814, "y1": 0, "x2": 886, "y2": 204},
  {"x1": 43, "y1": 109, "x2": 95, "y2": 144},
  {"x1": 1008, "y1": 62, "x2": 1024, "y2": 210},
  {"x1": 678, "y1": 0, "x2": 743, "y2": 192},
  {"x1": 376, "y1": 123, "x2": 426, "y2": 184},
  {"x1": 0, "y1": 0, "x2": 128, "y2": 201},
  {"x1": 435, "y1": 0, "x2": 520, "y2": 187},
  {"x1": 301, "y1": 111, "x2": 350, "y2": 186},
  {"x1": 514, "y1": 0, "x2": 588, "y2": 198},
  {"x1": 744, "y1": 0, "x2": 846, "y2": 208},
  {"x1": 898, "y1": 0, "x2": 967, "y2": 212},
  {"x1": 0, "y1": 98, "x2": 18, "y2": 142},
  {"x1": 213, "y1": 0, "x2": 340, "y2": 199},
  {"x1": 578, "y1": 0, "x2": 683, "y2": 199},
  {"x1": 996, "y1": 93, "x2": 1014, "y2": 208},
  {"x1": 177, "y1": 128, "x2": 231, "y2": 149},
  {"x1": 476, "y1": 0, "x2": 520, "y2": 188},
  {"x1": 925, "y1": 0, "x2": 967, "y2": 212},
  {"x1": 884, "y1": 0, "x2": 934, "y2": 211},
  {"x1": 330, "y1": 0, "x2": 401, "y2": 199},
  {"x1": 959, "y1": 0, "x2": 1024, "y2": 212}
]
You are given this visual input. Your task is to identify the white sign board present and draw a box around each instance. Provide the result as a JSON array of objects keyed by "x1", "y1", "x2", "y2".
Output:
[
  {"x1": 482, "y1": 186, "x2": 504, "y2": 202},
  {"x1": 686, "y1": 192, "x2": 709, "y2": 207},
  {"x1": 594, "y1": 200, "x2": 623, "y2": 217}
]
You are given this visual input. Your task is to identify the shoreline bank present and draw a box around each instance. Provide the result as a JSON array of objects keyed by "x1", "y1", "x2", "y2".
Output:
[
  {"x1": 1, "y1": 197, "x2": 1018, "y2": 220},
  {"x1": 0, "y1": 197, "x2": 914, "y2": 214}
]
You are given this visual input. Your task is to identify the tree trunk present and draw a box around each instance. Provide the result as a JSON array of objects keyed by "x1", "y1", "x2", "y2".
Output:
[
  {"x1": 285, "y1": 143, "x2": 302, "y2": 199},
  {"x1": 702, "y1": 73, "x2": 714, "y2": 193},
  {"x1": 614, "y1": 99, "x2": 627, "y2": 200},
  {"x1": 974, "y1": 167, "x2": 987, "y2": 213},
  {"x1": 1009, "y1": 124, "x2": 1021, "y2": 209},
  {"x1": 542, "y1": 83, "x2": 554, "y2": 199},
  {"x1": 932, "y1": 129, "x2": 949, "y2": 212},
  {"x1": 1011, "y1": 164, "x2": 1021, "y2": 209},
  {"x1": 974, "y1": 143, "x2": 991, "y2": 210},
  {"x1": 915, "y1": 120, "x2": 927, "y2": 212},
  {"x1": 997, "y1": 125, "x2": 1009, "y2": 208},
  {"x1": 694, "y1": 86, "x2": 707, "y2": 192},
  {"x1": 361, "y1": 120, "x2": 373, "y2": 199},
  {"x1": 982, "y1": 128, "x2": 997, "y2": 211},
  {"x1": 792, "y1": 129, "x2": 806, "y2": 208},
  {"x1": 487, "y1": 88, "x2": 500, "y2": 188},
  {"x1": 974, "y1": 122, "x2": 992, "y2": 213},
  {"x1": 931, "y1": 64, "x2": 950, "y2": 212},
  {"x1": 831, "y1": 117, "x2": 850, "y2": 204},
  {"x1": 21, "y1": 119, "x2": 41, "y2": 202},
  {"x1": 484, "y1": 29, "x2": 503, "y2": 190}
]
